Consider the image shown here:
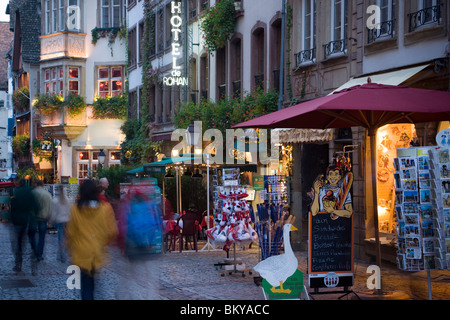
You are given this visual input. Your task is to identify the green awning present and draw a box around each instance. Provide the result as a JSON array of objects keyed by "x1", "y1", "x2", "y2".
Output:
[{"x1": 126, "y1": 166, "x2": 144, "y2": 174}]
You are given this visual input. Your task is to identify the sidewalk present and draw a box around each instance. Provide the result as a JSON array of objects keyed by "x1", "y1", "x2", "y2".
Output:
[{"x1": 1, "y1": 221, "x2": 449, "y2": 300}]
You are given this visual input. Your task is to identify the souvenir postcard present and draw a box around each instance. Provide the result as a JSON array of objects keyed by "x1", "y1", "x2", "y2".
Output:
[
  {"x1": 423, "y1": 238, "x2": 434, "y2": 254},
  {"x1": 406, "y1": 247, "x2": 422, "y2": 259},
  {"x1": 438, "y1": 149, "x2": 450, "y2": 163},
  {"x1": 400, "y1": 157, "x2": 416, "y2": 169},
  {"x1": 439, "y1": 164, "x2": 450, "y2": 179},
  {"x1": 419, "y1": 172, "x2": 431, "y2": 189},
  {"x1": 420, "y1": 189, "x2": 431, "y2": 204},
  {"x1": 445, "y1": 220, "x2": 450, "y2": 238},
  {"x1": 405, "y1": 225, "x2": 420, "y2": 236},
  {"x1": 419, "y1": 204, "x2": 433, "y2": 220},
  {"x1": 401, "y1": 168, "x2": 417, "y2": 180},
  {"x1": 405, "y1": 214, "x2": 419, "y2": 225},
  {"x1": 402, "y1": 179, "x2": 417, "y2": 191},
  {"x1": 403, "y1": 190, "x2": 418, "y2": 203},
  {"x1": 404, "y1": 203, "x2": 418, "y2": 214},
  {"x1": 443, "y1": 194, "x2": 450, "y2": 209},
  {"x1": 418, "y1": 156, "x2": 429, "y2": 170},
  {"x1": 442, "y1": 180, "x2": 450, "y2": 193},
  {"x1": 422, "y1": 221, "x2": 434, "y2": 237}
]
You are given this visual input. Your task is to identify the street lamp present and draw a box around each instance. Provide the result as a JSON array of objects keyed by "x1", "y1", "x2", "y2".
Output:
[{"x1": 98, "y1": 149, "x2": 106, "y2": 168}]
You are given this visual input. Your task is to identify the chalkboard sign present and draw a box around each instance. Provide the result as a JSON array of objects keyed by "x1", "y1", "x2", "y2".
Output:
[
  {"x1": 308, "y1": 170, "x2": 354, "y2": 289},
  {"x1": 308, "y1": 212, "x2": 353, "y2": 288}
]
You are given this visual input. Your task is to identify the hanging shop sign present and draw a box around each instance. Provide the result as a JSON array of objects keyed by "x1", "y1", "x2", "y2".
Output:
[
  {"x1": 163, "y1": 1, "x2": 188, "y2": 87},
  {"x1": 308, "y1": 162, "x2": 354, "y2": 289}
]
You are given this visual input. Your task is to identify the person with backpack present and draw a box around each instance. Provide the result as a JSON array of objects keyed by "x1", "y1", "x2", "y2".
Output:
[
  {"x1": 116, "y1": 186, "x2": 163, "y2": 299},
  {"x1": 66, "y1": 179, "x2": 118, "y2": 300}
]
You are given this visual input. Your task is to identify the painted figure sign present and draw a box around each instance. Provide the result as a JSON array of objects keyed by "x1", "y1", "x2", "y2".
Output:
[{"x1": 308, "y1": 162, "x2": 354, "y2": 289}]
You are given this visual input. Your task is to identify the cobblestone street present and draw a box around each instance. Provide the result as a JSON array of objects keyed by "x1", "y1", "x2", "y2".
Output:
[{"x1": 1, "y1": 222, "x2": 449, "y2": 301}]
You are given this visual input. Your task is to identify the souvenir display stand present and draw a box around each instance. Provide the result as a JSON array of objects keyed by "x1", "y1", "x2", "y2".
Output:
[
  {"x1": 256, "y1": 175, "x2": 291, "y2": 260},
  {"x1": 206, "y1": 168, "x2": 257, "y2": 277},
  {"x1": 394, "y1": 143, "x2": 450, "y2": 299}
]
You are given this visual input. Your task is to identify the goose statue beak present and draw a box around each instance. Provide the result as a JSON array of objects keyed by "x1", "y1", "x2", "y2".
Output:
[{"x1": 290, "y1": 225, "x2": 298, "y2": 231}]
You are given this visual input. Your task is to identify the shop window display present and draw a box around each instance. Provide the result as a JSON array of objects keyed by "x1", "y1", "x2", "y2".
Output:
[{"x1": 376, "y1": 124, "x2": 416, "y2": 234}]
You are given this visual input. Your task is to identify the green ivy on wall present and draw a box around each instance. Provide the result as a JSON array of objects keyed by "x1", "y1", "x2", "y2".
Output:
[{"x1": 199, "y1": 0, "x2": 236, "y2": 54}]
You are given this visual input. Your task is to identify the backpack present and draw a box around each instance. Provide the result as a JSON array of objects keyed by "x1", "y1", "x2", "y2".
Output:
[{"x1": 125, "y1": 197, "x2": 162, "y2": 257}]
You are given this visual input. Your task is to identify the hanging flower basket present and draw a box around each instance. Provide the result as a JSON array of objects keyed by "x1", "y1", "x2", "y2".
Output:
[
  {"x1": 12, "y1": 87, "x2": 30, "y2": 113},
  {"x1": 200, "y1": 0, "x2": 236, "y2": 54}
]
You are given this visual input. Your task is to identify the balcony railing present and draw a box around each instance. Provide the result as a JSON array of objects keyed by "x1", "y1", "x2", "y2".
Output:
[
  {"x1": 201, "y1": 90, "x2": 208, "y2": 100},
  {"x1": 218, "y1": 84, "x2": 226, "y2": 100},
  {"x1": 295, "y1": 48, "x2": 316, "y2": 67},
  {"x1": 368, "y1": 19, "x2": 395, "y2": 44},
  {"x1": 408, "y1": 2, "x2": 443, "y2": 32},
  {"x1": 254, "y1": 74, "x2": 264, "y2": 90},
  {"x1": 232, "y1": 80, "x2": 241, "y2": 99},
  {"x1": 323, "y1": 39, "x2": 346, "y2": 60}
]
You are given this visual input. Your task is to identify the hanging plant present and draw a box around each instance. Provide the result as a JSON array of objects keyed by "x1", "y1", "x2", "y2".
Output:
[
  {"x1": 199, "y1": 0, "x2": 236, "y2": 54},
  {"x1": 12, "y1": 87, "x2": 30, "y2": 113},
  {"x1": 65, "y1": 93, "x2": 86, "y2": 117},
  {"x1": 33, "y1": 93, "x2": 64, "y2": 116},
  {"x1": 12, "y1": 133, "x2": 31, "y2": 158},
  {"x1": 92, "y1": 94, "x2": 127, "y2": 119}
]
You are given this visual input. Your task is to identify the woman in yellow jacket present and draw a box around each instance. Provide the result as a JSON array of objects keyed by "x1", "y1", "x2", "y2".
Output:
[{"x1": 66, "y1": 179, "x2": 118, "y2": 300}]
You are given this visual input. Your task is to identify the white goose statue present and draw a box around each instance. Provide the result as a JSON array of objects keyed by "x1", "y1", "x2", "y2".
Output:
[{"x1": 253, "y1": 224, "x2": 298, "y2": 294}]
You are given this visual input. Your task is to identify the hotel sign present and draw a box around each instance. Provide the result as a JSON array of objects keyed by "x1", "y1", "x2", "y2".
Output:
[{"x1": 163, "y1": 1, "x2": 188, "y2": 86}]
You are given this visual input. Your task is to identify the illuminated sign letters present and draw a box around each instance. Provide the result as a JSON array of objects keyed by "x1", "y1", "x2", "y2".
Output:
[{"x1": 163, "y1": 1, "x2": 189, "y2": 86}]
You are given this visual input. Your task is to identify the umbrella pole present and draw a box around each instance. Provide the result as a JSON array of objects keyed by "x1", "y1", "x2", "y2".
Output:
[{"x1": 369, "y1": 129, "x2": 382, "y2": 294}]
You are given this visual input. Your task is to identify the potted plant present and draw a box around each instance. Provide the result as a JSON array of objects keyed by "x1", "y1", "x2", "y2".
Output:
[{"x1": 200, "y1": 0, "x2": 236, "y2": 54}]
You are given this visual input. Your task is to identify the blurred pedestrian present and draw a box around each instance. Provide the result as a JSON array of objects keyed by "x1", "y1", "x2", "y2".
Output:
[
  {"x1": 10, "y1": 179, "x2": 40, "y2": 274},
  {"x1": 66, "y1": 179, "x2": 118, "y2": 300},
  {"x1": 49, "y1": 185, "x2": 72, "y2": 263},
  {"x1": 116, "y1": 187, "x2": 162, "y2": 299},
  {"x1": 30, "y1": 180, "x2": 52, "y2": 261},
  {"x1": 98, "y1": 177, "x2": 109, "y2": 203}
]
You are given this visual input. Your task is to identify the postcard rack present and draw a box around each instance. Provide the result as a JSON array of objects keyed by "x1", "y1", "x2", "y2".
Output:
[{"x1": 394, "y1": 146, "x2": 449, "y2": 272}]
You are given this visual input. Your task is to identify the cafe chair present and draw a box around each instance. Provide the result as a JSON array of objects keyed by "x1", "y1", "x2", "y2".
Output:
[{"x1": 179, "y1": 216, "x2": 198, "y2": 252}]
